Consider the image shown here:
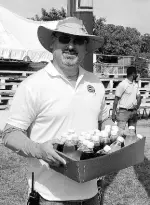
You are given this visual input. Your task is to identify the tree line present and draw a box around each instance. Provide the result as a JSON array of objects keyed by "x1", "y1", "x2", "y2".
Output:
[{"x1": 30, "y1": 7, "x2": 150, "y2": 77}]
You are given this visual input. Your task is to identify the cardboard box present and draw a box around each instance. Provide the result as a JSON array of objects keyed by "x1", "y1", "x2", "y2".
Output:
[{"x1": 51, "y1": 137, "x2": 146, "y2": 183}]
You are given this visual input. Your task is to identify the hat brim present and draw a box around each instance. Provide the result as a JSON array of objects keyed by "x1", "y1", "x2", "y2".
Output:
[{"x1": 38, "y1": 26, "x2": 104, "y2": 53}]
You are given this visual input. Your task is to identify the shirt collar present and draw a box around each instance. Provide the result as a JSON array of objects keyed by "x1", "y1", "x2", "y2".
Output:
[
  {"x1": 44, "y1": 61, "x2": 62, "y2": 77},
  {"x1": 125, "y1": 78, "x2": 133, "y2": 84}
]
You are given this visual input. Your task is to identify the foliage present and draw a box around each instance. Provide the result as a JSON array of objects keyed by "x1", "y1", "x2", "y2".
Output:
[
  {"x1": 141, "y1": 34, "x2": 150, "y2": 53},
  {"x1": 131, "y1": 56, "x2": 149, "y2": 78},
  {"x1": 94, "y1": 23, "x2": 142, "y2": 56},
  {"x1": 31, "y1": 7, "x2": 66, "y2": 21}
]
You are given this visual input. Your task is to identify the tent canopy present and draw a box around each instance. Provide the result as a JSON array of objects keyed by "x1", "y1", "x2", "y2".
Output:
[{"x1": 0, "y1": 5, "x2": 59, "y2": 62}]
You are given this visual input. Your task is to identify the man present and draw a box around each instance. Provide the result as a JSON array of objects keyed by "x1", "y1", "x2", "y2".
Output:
[
  {"x1": 2, "y1": 17, "x2": 111, "y2": 205},
  {"x1": 112, "y1": 66, "x2": 142, "y2": 130}
]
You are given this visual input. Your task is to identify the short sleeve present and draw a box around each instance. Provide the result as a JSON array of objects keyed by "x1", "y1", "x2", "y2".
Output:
[
  {"x1": 7, "y1": 82, "x2": 37, "y2": 130},
  {"x1": 115, "y1": 82, "x2": 125, "y2": 97}
]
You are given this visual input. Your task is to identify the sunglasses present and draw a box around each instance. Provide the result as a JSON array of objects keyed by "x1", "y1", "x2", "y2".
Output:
[{"x1": 55, "y1": 34, "x2": 88, "y2": 45}]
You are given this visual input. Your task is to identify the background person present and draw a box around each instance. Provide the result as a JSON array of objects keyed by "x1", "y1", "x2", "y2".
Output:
[
  {"x1": 2, "y1": 17, "x2": 113, "y2": 205},
  {"x1": 112, "y1": 66, "x2": 142, "y2": 130}
]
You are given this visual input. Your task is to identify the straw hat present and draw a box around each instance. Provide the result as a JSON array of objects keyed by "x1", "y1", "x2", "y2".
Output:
[{"x1": 37, "y1": 17, "x2": 104, "y2": 53}]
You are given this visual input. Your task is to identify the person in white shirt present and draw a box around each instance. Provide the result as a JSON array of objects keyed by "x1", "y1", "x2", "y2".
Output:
[
  {"x1": 2, "y1": 17, "x2": 113, "y2": 205},
  {"x1": 112, "y1": 66, "x2": 141, "y2": 130}
]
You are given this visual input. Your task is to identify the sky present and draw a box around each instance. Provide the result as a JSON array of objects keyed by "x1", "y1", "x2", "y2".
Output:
[{"x1": 0, "y1": 0, "x2": 150, "y2": 34}]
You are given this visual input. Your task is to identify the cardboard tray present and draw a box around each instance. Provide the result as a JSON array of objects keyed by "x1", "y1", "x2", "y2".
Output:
[{"x1": 51, "y1": 137, "x2": 146, "y2": 183}]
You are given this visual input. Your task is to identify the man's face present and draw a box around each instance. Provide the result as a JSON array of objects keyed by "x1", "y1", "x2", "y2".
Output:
[{"x1": 51, "y1": 32, "x2": 88, "y2": 69}]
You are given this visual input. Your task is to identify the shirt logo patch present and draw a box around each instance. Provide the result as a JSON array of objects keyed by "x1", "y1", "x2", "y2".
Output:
[{"x1": 87, "y1": 85, "x2": 96, "y2": 94}]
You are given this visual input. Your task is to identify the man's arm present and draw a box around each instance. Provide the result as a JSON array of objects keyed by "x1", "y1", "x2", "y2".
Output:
[
  {"x1": 112, "y1": 96, "x2": 120, "y2": 122},
  {"x1": 2, "y1": 124, "x2": 41, "y2": 158},
  {"x1": 2, "y1": 82, "x2": 66, "y2": 166},
  {"x1": 136, "y1": 94, "x2": 142, "y2": 110},
  {"x1": 132, "y1": 88, "x2": 142, "y2": 110},
  {"x1": 111, "y1": 81, "x2": 125, "y2": 122},
  {"x1": 2, "y1": 124, "x2": 66, "y2": 167}
]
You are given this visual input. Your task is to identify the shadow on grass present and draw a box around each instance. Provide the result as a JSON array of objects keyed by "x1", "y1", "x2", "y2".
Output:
[
  {"x1": 134, "y1": 157, "x2": 150, "y2": 197},
  {"x1": 98, "y1": 171, "x2": 118, "y2": 205},
  {"x1": 0, "y1": 145, "x2": 28, "y2": 205},
  {"x1": 98, "y1": 156, "x2": 150, "y2": 205}
]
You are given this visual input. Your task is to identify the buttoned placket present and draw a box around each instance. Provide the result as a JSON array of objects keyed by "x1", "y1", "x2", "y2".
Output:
[{"x1": 58, "y1": 68, "x2": 85, "y2": 94}]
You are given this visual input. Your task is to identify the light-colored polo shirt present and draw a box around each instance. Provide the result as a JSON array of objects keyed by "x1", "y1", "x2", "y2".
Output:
[
  {"x1": 7, "y1": 62, "x2": 109, "y2": 201},
  {"x1": 115, "y1": 78, "x2": 140, "y2": 109}
]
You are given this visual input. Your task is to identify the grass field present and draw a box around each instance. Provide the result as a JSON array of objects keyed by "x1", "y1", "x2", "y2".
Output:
[{"x1": 0, "y1": 120, "x2": 150, "y2": 205}]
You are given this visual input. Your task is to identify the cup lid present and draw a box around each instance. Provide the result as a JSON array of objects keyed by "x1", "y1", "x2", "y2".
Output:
[
  {"x1": 117, "y1": 136, "x2": 124, "y2": 143},
  {"x1": 137, "y1": 134, "x2": 143, "y2": 139},
  {"x1": 129, "y1": 126, "x2": 135, "y2": 130},
  {"x1": 103, "y1": 145, "x2": 111, "y2": 152}
]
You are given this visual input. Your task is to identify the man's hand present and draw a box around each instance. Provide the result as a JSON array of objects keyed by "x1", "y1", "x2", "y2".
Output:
[
  {"x1": 39, "y1": 140, "x2": 66, "y2": 167},
  {"x1": 112, "y1": 112, "x2": 116, "y2": 122}
]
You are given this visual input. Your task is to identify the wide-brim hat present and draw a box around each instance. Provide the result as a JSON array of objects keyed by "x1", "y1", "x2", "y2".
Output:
[{"x1": 37, "y1": 17, "x2": 104, "y2": 53}]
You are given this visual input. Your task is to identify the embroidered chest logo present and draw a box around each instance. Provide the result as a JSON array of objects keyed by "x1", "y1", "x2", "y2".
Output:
[{"x1": 87, "y1": 85, "x2": 96, "y2": 94}]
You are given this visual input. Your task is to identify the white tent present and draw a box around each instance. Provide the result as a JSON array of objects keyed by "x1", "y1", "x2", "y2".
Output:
[{"x1": 0, "y1": 5, "x2": 58, "y2": 62}]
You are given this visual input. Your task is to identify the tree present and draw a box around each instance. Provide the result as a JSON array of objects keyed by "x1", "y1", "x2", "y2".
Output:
[
  {"x1": 140, "y1": 34, "x2": 150, "y2": 53},
  {"x1": 124, "y1": 27, "x2": 141, "y2": 55},
  {"x1": 93, "y1": 19, "x2": 142, "y2": 56},
  {"x1": 93, "y1": 16, "x2": 106, "y2": 36},
  {"x1": 132, "y1": 56, "x2": 149, "y2": 78},
  {"x1": 31, "y1": 7, "x2": 66, "y2": 21}
]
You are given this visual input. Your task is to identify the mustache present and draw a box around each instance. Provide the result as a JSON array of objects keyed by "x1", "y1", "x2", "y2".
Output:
[{"x1": 63, "y1": 49, "x2": 78, "y2": 55}]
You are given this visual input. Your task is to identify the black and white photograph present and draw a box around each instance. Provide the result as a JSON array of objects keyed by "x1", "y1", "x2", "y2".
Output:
[{"x1": 0, "y1": 0, "x2": 150, "y2": 204}]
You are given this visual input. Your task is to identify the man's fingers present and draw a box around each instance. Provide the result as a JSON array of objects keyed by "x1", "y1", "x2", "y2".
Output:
[
  {"x1": 52, "y1": 150, "x2": 66, "y2": 165},
  {"x1": 41, "y1": 158, "x2": 60, "y2": 167},
  {"x1": 50, "y1": 160, "x2": 60, "y2": 167}
]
